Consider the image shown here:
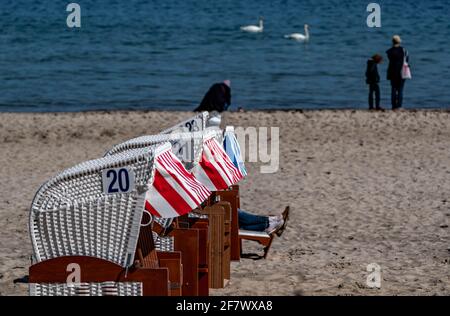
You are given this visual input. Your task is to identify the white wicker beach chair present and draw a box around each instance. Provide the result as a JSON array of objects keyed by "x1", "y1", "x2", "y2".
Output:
[
  {"x1": 106, "y1": 128, "x2": 224, "y2": 171},
  {"x1": 29, "y1": 144, "x2": 169, "y2": 268},
  {"x1": 160, "y1": 112, "x2": 209, "y2": 134}
]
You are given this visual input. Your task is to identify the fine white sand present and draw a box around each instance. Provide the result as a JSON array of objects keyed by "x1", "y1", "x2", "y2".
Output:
[{"x1": 0, "y1": 110, "x2": 449, "y2": 296}]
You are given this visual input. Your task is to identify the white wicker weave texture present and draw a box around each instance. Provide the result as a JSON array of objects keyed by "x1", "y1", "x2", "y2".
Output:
[
  {"x1": 30, "y1": 147, "x2": 161, "y2": 268},
  {"x1": 30, "y1": 282, "x2": 143, "y2": 296},
  {"x1": 160, "y1": 112, "x2": 208, "y2": 134},
  {"x1": 106, "y1": 127, "x2": 224, "y2": 172}
]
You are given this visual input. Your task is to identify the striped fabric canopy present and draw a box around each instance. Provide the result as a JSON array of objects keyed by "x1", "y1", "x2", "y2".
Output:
[
  {"x1": 224, "y1": 127, "x2": 247, "y2": 177},
  {"x1": 145, "y1": 147, "x2": 211, "y2": 218},
  {"x1": 193, "y1": 137, "x2": 244, "y2": 191}
]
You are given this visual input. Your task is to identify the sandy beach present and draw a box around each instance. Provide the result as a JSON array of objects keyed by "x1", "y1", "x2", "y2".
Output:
[{"x1": 0, "y1": 110, "x2": 449, "y2": 296}]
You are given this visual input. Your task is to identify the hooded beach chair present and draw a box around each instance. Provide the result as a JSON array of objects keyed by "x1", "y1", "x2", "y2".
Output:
[
  {"x1": 105, "y1": 128, "x2": 240, "y2": 290},
  {"x1": 107, "y1": 134, "x2": 216, "y2": 295},
  {"x1": 28, "y1": 144, "x2": 188, "y2": 296},
  {"x1": 160, "y1": 111, "x2": 209, "y2": 134},
  {"x1": 106, "y1": 131, "x2": 209, "y2": 294}
]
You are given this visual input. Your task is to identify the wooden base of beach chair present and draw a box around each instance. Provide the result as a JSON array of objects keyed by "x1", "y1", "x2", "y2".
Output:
[
  {"x1": 157, "y1": 251, "x2": 183, "y2": 296},
  {"x1": 136, "y1": 225, "x2": 183, "y2": 296},
  {"x1": 169, "y1": 228, "x2": 200, "y2": 296},
  {"x1": 239, "y1": 230, "x2": 274, "y2": 259},
  {"x1": 212, "y1": 186, "x2": 241, "y2": 261},
  {"x1": 181, "y1": 203, "x2": 231, "y2": 290},
  {"x1": 29, "y1": 256, "x2": 170, "y2": 296},
  {"x1": 188, "y1": 221, "x2": 209, "y2": 296},
  {"x1": 200, "y1": 203, "x2": 231, "y2": 289},
  {"x1": 154, "y1": 219, "x2": 209, "y2": 296},
  {"x1": 217, "y1": 202, "x2": 232, "y2": 282}
]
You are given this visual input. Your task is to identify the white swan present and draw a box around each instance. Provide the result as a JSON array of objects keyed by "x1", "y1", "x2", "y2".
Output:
[
  {"x1": 240, "y1": 17, "x2": 264, "y2": 33},
  {"x1": 284, "y1": 24, "x2": 310, "y2": 41}
]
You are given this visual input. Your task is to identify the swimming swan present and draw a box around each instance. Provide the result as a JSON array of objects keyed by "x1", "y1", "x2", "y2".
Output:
[
  {"x1": 284, "y1": 24, "x2": 310, "y2": 41},
  {"x1": 240, "y1": 17, "x2": 264, "y2": 33}
]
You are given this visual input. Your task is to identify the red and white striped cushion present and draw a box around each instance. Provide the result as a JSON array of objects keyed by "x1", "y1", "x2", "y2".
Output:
[
  {"x1": 145, "y1": 149, "x2": 211, "y2": 218},
  {"x1": 194, "y1": 138, "x2": 244, "y2": 191}
]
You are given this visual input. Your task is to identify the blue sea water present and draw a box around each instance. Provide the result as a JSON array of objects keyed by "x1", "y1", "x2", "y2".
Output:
[{"x1": 0, "y1": 0, "x2": 449, "y2": 112}]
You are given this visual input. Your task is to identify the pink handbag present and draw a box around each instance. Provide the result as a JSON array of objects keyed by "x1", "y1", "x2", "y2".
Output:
[{"x1": 402, "y1": 49, "x2": 412, "y2": 79}]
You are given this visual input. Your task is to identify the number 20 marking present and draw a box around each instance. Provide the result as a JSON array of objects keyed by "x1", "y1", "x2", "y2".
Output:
[{"x1": 102, "y1": 167, "x2": 135, "y2": 194}]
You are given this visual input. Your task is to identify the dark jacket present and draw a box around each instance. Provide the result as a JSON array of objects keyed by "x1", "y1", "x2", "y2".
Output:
[
  {"x1": 366, "y1": 59, "x2": 380, "y2": 84},
  {"x1": 194, "y1": 83, "x2": 231, "y2": 112},
  {"x1": 386, "y1": 46, "x2": 409, "y2": 83}
]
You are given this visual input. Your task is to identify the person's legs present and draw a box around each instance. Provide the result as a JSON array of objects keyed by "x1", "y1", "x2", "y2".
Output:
[
  {"x1": 238, "y1": 208, "x2": 269, "y2": 232},
  {"x1": 398, "y1": 80, "x2": 405, "y2": 108},
  {"x1": 391, "y1": 82, "x2": 398, "y2": 109},
  {"x1": 368, "y1": 84, "x2": 375, "y2": 110},
  {"x1": 241, "y1": 223, "x2": 270, "y2": 231},
  {"x1": 370, "y1": 83, "x2": 381, "y2": 110},
  {"x1": 374, "y1": 83, "x2": 381, "y2": 109}
]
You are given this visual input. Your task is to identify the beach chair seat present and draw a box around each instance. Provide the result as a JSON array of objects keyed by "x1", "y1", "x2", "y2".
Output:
[
  {"x1": 213, "y1": 185, "x2": 285, "y2": 259},
  {"x1": 238, "y1": 230, "x2": 275, "y2": 259}
]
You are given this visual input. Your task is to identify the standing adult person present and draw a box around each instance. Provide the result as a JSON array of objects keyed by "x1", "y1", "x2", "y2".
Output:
[{"x1": 386, "y1": 35, "x2": 410, "y2": 110}]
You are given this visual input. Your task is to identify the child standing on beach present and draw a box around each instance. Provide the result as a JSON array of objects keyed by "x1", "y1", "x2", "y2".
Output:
[{"x1": 366, "y1": 54, "x2": 383, "y2": 111}]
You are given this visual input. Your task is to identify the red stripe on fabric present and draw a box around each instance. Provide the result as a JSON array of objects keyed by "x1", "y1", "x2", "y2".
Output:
[
  {"x1": 161, "y1": 152, "x2": 204, "y2": 197},
  {"x1": 205, "y1": 140, "x2": 234, "y2": 185},
  {"x1": 145, "y1": 200, "x2": 162, "y2": 218},
  {"x1": 211, "y1": 138, "x2": 243, "y2": 180},
  {"x1": 161, "y1": 151, "x2": 210, "y2": 200},
  {"x1": 199, "y1": 151, "x2": 229, "y2": 190},
  {"x1": 153, "y1": 169, "x2": 193, "y2": 216},
  {"x1": 209, "y1": 138, "x2": 243, "y2": 183},
  {"x1": 163, "y1": 150, "x2": 211, "y2": 199},
  {"x1": 161, "y1": 152, "x2": 210, "y2": 201},
  {"x1": 157, "y1": 154, "x2": 201, "y2": 205}
]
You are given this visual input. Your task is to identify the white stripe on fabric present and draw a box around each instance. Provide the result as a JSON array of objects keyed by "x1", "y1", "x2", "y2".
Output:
[
  {"x1": 203, "y1": 141, "x2": 234, "y2": 186},
  {"x1": 163, "y1": 152, "x2": 210, "y2": 199},
  {"x1": 156, "y1": 157, "x2": 199, "y2": 207},
  {"x1": 159, "y1": 151, "x2": 211, "y2": 201},
  {"x1": 209, "y1": 138, "x2": 242, "y2": 183},
  {"x1": 193, "y1": 163, "x2": 219, "y2": 191},
  {"x1": 145, "y1": 189, "x2": 180, "y2": 218},
  {"x1": 224, "y1": 131, "x2": 247, "y2": 176},
  {"x1": 157, "y1": 153, "x2": 200, "y2": 205}
]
